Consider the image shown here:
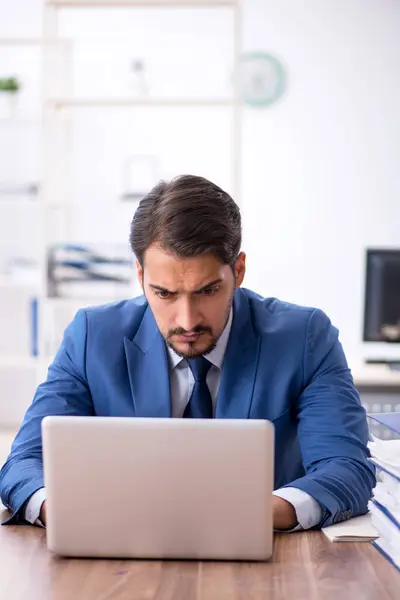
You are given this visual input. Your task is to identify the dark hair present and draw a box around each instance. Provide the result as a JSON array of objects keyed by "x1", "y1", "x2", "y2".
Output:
[{"x1": 130, "y1": 174, "x2": 241, "y2": 266}]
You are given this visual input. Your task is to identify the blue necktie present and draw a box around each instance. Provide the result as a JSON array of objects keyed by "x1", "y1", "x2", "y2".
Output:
[{"x1": 183, "y1": 357, "x2": 213, "y2": 419}]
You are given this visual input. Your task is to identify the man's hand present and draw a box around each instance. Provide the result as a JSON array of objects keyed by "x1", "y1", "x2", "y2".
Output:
[
  {"x1": 39, "y1": 501, "x2": 47, "y2": 526},
  {"x1": 272, "y1": 495, "x2": 298, "y2": 530}
]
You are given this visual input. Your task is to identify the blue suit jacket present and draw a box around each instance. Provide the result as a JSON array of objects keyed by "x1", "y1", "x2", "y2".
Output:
[{"x1": 0, "y1": 288, "x2": 375, "y2": 527}]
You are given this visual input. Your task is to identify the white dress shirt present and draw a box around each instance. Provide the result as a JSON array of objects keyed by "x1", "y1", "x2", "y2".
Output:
[{"x1": 25, "y1": 309, "x2": 322, "y2": 530}]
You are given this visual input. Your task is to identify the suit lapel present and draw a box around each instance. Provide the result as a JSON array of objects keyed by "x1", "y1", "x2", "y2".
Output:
[
  {"x1": 216, "y1": 289, "x2": 261, "y2": 419},
  {"x1": 124, "y1": 306, "x2": 172, "y2": 418}
]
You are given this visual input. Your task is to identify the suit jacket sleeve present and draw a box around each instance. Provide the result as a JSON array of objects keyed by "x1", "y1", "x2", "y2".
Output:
[
  {"x1": 282, "y1": 309, "x2": 376, "y2": 528},
  {"x1": 0, "y1": 309, "x2": 94, "y2": 524}
]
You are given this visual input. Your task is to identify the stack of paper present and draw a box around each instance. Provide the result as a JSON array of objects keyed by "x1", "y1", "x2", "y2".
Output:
[{"x1": 368, "y1": 413, "x2": 400, "y2": 572}]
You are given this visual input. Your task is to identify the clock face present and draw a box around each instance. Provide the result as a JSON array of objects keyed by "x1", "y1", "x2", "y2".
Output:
[{"x1": 239, "y1": 52, "x2": 287, "y2": 107}]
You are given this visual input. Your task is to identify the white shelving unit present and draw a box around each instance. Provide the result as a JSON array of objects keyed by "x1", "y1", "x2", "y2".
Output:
[
  {"x1": 40, "y1": 0, "x2": 242, "y2": 352},
  {"x1": 0, "y1": 33, "x2": 72, "y2": 368},
  {"x1": 42, "y1": 0, "x2": 242, "y2": 189},
  {"x1": 0, "y1": 37, "x2": 48, "y2": 392},
  {"x1": 0, "y1": 0, "x2": 242, "y2": 424}
]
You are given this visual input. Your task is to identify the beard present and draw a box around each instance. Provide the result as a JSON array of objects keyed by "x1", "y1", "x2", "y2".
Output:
[
  {"x1": 165, "y1": 330, "x2": 217, "y2": 359},
  {"x1": 165, "y1": 296, "x2": 233, "y2": 360}
]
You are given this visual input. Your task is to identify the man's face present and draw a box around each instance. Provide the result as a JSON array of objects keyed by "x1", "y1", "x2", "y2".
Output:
[{"x1": 137, "y1": 246, "x2": 246, "y2": 359}]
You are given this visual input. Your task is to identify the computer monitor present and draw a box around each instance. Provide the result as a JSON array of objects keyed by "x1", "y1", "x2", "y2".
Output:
[{"x1": 363, "y1": 249, "x2": 400, "y2": 343}]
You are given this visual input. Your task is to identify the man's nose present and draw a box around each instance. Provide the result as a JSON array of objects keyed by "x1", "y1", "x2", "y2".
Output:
[{"x1": 178, "y1": 298, "x2": 201, "y2": 332}]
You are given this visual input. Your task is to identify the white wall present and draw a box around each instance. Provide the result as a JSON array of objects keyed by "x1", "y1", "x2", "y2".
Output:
[
  {"x1": 0, "y1": 0, "x2": 399, "y2": 370},
  {"x1": 241, "y1": 0, "x2": 400, "y2": 365}
]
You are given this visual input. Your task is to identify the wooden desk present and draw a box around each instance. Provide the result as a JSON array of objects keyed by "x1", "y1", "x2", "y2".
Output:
[
  {"x1": 0, "y1": 515, "x2": 398, "y2": 600},
  {"x1": 352, "y1": 364, "x2": 400, "y2": 394},
  {"x1": 350, "y1": 364, "x2": 400, "y2": 439}
]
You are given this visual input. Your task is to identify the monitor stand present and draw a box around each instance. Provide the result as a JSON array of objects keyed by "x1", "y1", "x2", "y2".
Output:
[{"x1": 365, "y1": 359, "x2": 400, "y2": 371}]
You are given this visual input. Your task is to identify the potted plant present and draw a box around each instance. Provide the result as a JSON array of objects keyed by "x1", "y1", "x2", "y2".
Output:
[
  {"x1": 0, "y1": 77, "x2": 20, "y2": 93},
  {"x1": 0, "y1": 76, "x2": 21, "y2": 118}
]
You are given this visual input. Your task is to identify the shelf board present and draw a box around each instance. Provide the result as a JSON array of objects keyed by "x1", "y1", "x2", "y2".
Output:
[
  {"x1": 0, "y1": 38, "x2": 42, "y2": 46},
  {"x1": 46, "y1": 0, "x2": 237, "y2": 7},
  {"x1": 0, "y1": 356, "x2": 41, "y2": 368},
  {"x1": 44, "y1": 295, "x2": 132, "y2": 303},
  {"x1": 0, "y1": 38, "x2": 67, "y2": 46},
  {"x1": 0, "y1": 356, "x2": 56, "y2": 370},
  {"x1": 0, "y1": 277, "x2": 39, "y2": 288},
  {"x1": 47, "y1": 97, "x2": 234, "y2": 108},
  {"x1": 0, "y1": 118, "x2": 41, "y2": 125}
]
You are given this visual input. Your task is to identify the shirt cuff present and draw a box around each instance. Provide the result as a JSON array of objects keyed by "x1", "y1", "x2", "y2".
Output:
[
  {"x1": 273, "y1": 487, "x2": 323, "y2": 531},
  {"x1": 24, "y1": 487, "x2": 46, "y2": 527}
]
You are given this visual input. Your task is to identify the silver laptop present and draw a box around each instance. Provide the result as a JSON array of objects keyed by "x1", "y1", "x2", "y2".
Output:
[{"x1": 42, "y1": 416, "x2": 274, "y2": 561}]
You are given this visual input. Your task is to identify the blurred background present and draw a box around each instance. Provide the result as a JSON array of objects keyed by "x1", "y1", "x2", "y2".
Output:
[{"x1": 0, "y1": 0, "x2": 399, "y2": 436}]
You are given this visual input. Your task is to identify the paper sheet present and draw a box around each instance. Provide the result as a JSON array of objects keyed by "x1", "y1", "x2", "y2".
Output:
[{"x1": 322, "y1": 513, "x2": 379, "y2": 542}]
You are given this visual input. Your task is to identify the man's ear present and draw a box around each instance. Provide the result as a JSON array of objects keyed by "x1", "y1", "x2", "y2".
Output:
[
  {"x1": 234, "y1": 252, "x2": 246, "y2": 288},
  {"x1": 136, "y1": 260, "x2": 144, "y2": 290}
]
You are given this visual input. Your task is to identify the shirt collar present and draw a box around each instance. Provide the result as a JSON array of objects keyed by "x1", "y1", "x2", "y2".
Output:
[{"x1": 166, "y1": 308, "x2": 233, "y2": 371}]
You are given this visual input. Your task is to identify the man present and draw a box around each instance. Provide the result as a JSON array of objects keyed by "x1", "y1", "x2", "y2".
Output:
[{"x1": 0, "y1": 175, "x2": 375, "y2": 531}]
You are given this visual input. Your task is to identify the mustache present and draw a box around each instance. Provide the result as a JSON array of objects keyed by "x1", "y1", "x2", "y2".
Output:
[{"x1": 168, "y1": 325, "x2": 212, "y2": 337}]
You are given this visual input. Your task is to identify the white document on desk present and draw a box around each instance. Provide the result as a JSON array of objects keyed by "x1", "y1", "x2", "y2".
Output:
[
  {"x1": 322, "y1": 513, "x2": 379, "y2": 542},
  {"x1": 369, "y1": 439, "x2": 400, "y2": 476}
]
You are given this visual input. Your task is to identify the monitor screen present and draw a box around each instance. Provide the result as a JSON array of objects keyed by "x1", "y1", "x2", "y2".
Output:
[{"x1": 363, "y1": 250, "x2": 400, "y2": 342}]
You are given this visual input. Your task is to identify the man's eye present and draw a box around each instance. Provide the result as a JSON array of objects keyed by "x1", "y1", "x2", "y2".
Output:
[
  {"x1": 202, "y1": 286, "x2": 219, "y2": 296},
  {"x1": 155, "y1": 291, "x2": 171, "y2": 299}
]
